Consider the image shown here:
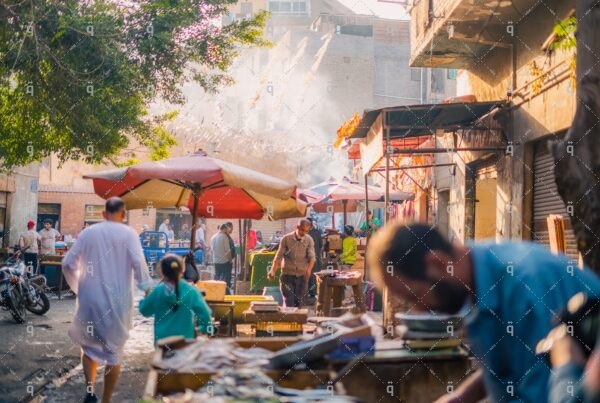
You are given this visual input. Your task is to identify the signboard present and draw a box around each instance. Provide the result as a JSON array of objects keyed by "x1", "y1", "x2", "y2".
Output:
[{"x1": 359, "y1": 113, "x2": 384, "y2": 174}]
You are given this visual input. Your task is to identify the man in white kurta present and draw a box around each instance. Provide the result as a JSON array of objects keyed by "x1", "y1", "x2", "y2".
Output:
[{"x1": 62, "y1": 197, "x2": 153, "y2": 403}]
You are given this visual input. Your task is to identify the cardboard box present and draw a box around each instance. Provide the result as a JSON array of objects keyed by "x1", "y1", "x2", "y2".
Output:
[
  {"x1": 196, "y1": 280, "x2": 227, "y2": 301},
  {"x1": 328, "y1": 235, "x2": 342, "y2": 250}
]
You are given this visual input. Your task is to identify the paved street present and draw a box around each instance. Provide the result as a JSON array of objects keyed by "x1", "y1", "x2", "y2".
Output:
[{"x1": 0, "y1": 292, "x2": 155, "y2": 403}]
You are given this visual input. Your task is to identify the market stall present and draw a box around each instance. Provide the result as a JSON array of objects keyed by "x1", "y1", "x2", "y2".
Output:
[{"x1": 143, "y1": 311, "x2": 472, "y2": 403}]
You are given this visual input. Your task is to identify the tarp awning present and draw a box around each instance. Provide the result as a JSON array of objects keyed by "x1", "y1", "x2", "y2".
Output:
[{"x1": 350, "y1": 101, "x2": 502, "y2": 139}]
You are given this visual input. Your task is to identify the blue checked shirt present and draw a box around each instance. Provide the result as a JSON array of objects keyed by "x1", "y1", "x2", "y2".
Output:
[{"x1": 465, "y1": 242, "x2": 600, "y2": 402}]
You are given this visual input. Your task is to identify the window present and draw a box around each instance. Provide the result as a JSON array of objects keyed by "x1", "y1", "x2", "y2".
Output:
[
  {"x1": 411, "y1": 68, "x2": 421, "y2": 81},
  {"x1": 268, "y1": 0, "x2": 307, "y2": 14},
  {"x1": 84, "y1": 205, "x2": 104, "y2": 222},
  {"x1": 240, "y1": 2, "x2": 253, "y2": 15},
  {"x1": 447, "y1": 69, "x2": 457, "y2": 80}
]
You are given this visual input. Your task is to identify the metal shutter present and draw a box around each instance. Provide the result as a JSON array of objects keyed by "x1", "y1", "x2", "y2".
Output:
[{"x1": 533, "y1": 141, "x2": 578, "y2": 260}]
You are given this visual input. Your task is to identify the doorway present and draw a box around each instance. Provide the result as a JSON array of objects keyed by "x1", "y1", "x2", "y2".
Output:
[
  {"x1": 437, "y1": 190, "x2": 450, "y2": 238},
  {"x1": 474, "y1": 177, "x2": 497, "y2": 240},
  {"x1": 37, "y1": 203, "x2": 61, "y2": 232},
  {"x1": 465, "y1": 158, "x2": 498, "y2": 241}
]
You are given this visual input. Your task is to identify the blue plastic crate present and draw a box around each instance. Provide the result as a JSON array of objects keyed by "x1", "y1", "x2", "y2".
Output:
[{"x1": 328, "y1": 336, "x2": 376, "y2": 360}]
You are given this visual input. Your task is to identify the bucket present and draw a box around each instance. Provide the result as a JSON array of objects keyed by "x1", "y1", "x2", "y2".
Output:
[{"x1": 262, "y1": 286, "x2": 283, "y2": 306}]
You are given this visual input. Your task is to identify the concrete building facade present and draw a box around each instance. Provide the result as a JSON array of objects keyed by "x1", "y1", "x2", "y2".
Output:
[{"x1": 408, "y1": 0, "x2": 578, "y2": 258}]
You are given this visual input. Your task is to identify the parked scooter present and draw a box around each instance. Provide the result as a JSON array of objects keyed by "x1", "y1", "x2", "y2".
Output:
[{"x1": 0, "y1": 247, "x2": 50, "y2": 323}]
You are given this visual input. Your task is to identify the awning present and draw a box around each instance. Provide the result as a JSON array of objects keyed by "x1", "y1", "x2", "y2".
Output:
[{"x1": 350, "y1": 101, "x2": 503, "y2": 139}]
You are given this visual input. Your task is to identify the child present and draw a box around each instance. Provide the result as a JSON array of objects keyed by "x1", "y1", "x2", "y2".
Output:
[{"x1": 140, "y1": 254, "x2": 212, "y2": 345}]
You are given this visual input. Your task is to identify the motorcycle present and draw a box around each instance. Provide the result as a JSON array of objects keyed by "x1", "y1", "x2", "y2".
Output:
[{"x1": 0, "y1": 247, "x2": 51, "y2": 323}]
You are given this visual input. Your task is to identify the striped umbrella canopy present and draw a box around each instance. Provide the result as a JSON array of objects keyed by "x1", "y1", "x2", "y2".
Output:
[
  {"x1": 84, "y1": 150, "x2": 306, "y2": 248},
  {"x1": 298, "y1": 176, "x2": 414, "y2": 224}
]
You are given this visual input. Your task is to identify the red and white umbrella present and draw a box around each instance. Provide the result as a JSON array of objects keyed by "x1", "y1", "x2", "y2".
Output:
[{"x1": 84, "y1": 150, "x2": 307, "y2": 248}]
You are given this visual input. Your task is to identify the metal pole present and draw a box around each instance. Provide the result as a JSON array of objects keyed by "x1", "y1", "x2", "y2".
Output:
[
  {"x1": 390, "y1": 147, "x2": 508, "y2": 154},
  {"x1": 189, "y1": 185, "x2": 200, "y2": 251},
  {"x1": 371, "y1": 163, "x2": 456, "y2": 172},
  {"x1": 385, "y1": 127, "x2": 391, "y2": 223},
  {"x1": 343, "y1": 200, "x2": 348, "y2": 226},
  {"x1": 364, "y1": 173, "x2": 370, "y2": 281}
]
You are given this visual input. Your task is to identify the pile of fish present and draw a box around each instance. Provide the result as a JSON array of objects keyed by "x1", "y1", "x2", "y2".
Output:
[
  {"x1": 160, "y1": 368, "x2": 361, "y2": 403},
  {"x1": 154, "y1": 339, "x2": 273, "y2": 372}
]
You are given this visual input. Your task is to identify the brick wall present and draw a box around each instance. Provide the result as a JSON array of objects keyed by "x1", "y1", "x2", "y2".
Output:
[
  {"x1": 38, "y1": 191, "x2": 157, "y2": 238},
  {"x1": 38, "y1": 191, "x2": 106, "y2": 237}
]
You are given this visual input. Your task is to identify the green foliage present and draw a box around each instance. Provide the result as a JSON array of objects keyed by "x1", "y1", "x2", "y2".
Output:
[
  {"x1": 550, "y1": 16, "x2": 577, "y2": 52},
  {"x1": 0, "y1": 0, "x2": 269, "y2": 171}
]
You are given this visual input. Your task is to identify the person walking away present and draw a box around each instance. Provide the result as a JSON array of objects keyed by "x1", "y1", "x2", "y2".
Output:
[
  {"x1": 19, "y1": 220, "x2": 40, "y2": 275},
  {"x1": 39, "y1": 219, "x2": 60, "y2": 256},
  {"x1": 340, "y1": 225, "x2": 357, "y2": 269},
  {"x1": 211, "y1": 224, "x2": 233, "y2": 294},
  {"x1": 61, "y1": 197, "x2": 154, "y2": 403},
  {"x1": 268, "y1": 219, "x2": 316, "y2": 308},
  {"x1": 307, "y1": 218, "x2": 323, "y2": 302},
  {"x1": 140, "y1": 254, "x2": 212, "y2": 345},
  {"x1": 368, "y1": 223, "x2": 600, "y2": 403}
]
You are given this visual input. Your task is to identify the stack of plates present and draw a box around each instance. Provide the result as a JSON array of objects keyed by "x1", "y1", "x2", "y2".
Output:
[{"x1": 395, "y1": 313, "x2": 464, "y2": 350}]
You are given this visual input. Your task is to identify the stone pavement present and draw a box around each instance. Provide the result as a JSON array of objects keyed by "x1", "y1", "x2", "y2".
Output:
[{"x1": 0, "y1": 292, "x2": 155, "y2": 403}]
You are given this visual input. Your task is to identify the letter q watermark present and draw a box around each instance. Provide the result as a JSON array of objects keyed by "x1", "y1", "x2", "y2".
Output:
[
  {"x1": 506, "y1": 22, "x2": 514, "y2": 36},
  {"x1": 507, "y1": 322, "x2": 514, "y2": 336},
  {"x1": 566, "y1": 141, "x2": 574, "y2": 157}
]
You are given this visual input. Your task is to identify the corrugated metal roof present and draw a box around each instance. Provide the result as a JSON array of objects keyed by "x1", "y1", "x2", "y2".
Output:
[{"x1": 350, "y1": 101, "x2": 503, "y2": 139}]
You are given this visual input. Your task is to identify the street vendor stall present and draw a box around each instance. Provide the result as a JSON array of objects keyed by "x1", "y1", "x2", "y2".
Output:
[{"x1": 143, "y1": 311, "x2": 471, "y2": 403}]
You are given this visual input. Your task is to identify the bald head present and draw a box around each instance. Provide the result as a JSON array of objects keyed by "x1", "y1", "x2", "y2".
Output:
[{"x1": 103, "y1": 197, "x2": 126, "y2": 222}]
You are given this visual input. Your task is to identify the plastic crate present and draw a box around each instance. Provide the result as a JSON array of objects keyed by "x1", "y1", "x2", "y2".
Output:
[{"x1": 328, "y1": 336, "x2": 375, "y2": 360}]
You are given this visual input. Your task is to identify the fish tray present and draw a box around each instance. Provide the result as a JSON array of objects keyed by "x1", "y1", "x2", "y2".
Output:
[{"x1": 144, "y1": 338, "x2": 346, "y2": 399}]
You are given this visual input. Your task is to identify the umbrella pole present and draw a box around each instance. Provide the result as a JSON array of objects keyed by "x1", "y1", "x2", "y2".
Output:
[
  {"x1": 343, "y1": 200, "x2": 348, "y2": 227},
  {"x1": 190, "y1": 188, "x2": 199, "y2": 251},
  {"x1": 364, "y1": 174, "x2": 369, "y2": 281}
]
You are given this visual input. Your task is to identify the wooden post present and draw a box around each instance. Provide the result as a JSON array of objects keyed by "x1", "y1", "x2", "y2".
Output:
[{"x1": 552, "y1": 0, "x2": 600, "y2": 273}]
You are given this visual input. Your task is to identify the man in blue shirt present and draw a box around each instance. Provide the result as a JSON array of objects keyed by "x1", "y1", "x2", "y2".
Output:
[{"x1": 368, "y1": 223, "x2": 600, "y2": 403}]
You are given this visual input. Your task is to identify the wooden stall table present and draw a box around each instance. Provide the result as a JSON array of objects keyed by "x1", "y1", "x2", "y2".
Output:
[
  {"x1": 39, "y1": 255, "x2": 69, "y2": 299},
  {"x1": 243, "y1": 308, "x2": 309, "y2": 324},
  {"x1": 329, "y1": 340, "x2": 471, "y2": 403},
  {"x1": 243, "y1": 308, "x2": 308, "y2": 337},
  {"x1": 315, "y1": 271, "x2": 365, "y2": 317},
  {"x1": 206, "y1": 301, "x2": 235, "y2": 337}
]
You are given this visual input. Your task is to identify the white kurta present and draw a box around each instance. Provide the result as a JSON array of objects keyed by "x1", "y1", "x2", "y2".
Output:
[{"x1": 62, "y1": 221, "x2": 154, "y2": 365}]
